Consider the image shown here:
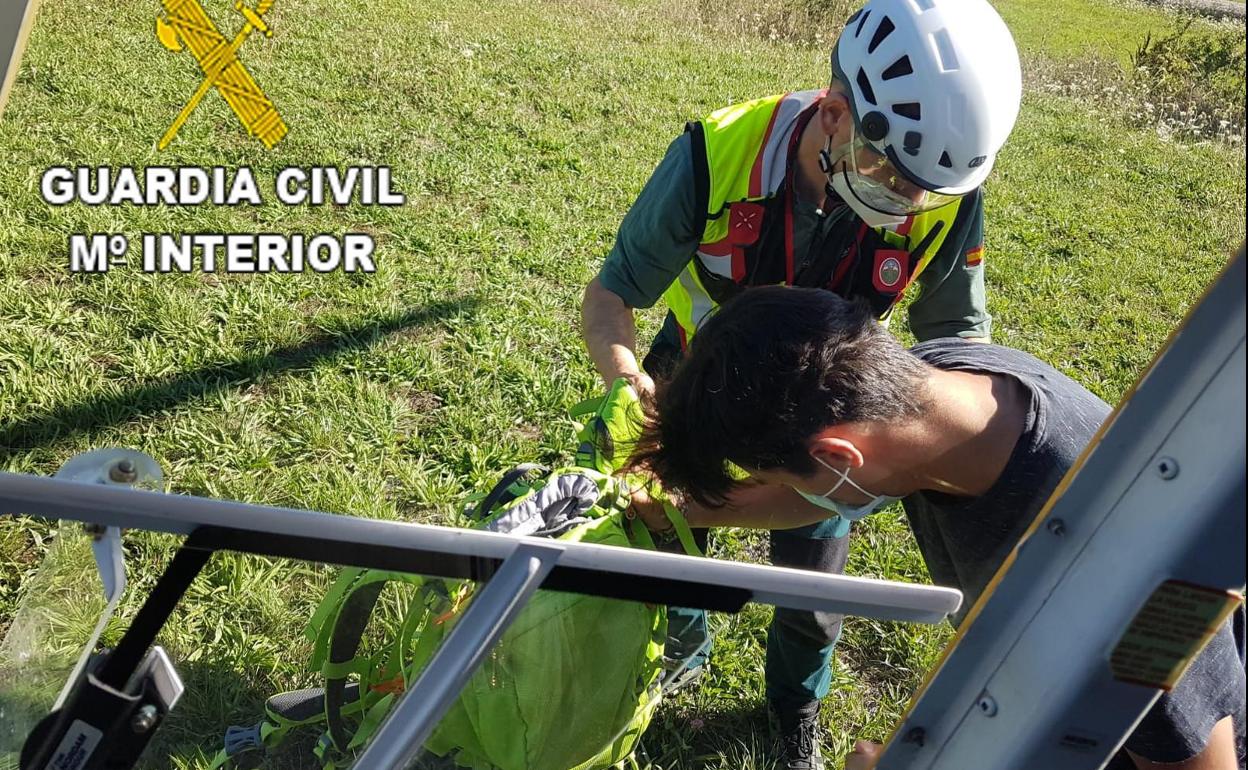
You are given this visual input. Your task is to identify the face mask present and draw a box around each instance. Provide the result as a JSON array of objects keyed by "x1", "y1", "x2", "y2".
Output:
[
  {"x1": 818, "y1": 97, "x2": 966, "y2": 222},
  {"x1": 792, "y1": 456, "x2": 902, "y2": 522},
  {"x1": 827, "y1": 171, "x2": 908, "y2": 229}
]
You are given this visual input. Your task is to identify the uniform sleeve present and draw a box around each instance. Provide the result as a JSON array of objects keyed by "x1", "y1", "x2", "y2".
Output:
[
  {"x1": 906, "y1": 188, "x2": 992, "y2": 342},
  {"x1": 597, "y1": 133, "x2": 704, "y2": 310},
  {"x1": 1122, "y1": 609, "x2": 1246, "y2": 763}
]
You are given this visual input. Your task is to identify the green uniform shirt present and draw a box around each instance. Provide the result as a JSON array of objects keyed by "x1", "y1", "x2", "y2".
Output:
[{"x1": 600, "y1": 133, "x2": 991, "y2": 342}]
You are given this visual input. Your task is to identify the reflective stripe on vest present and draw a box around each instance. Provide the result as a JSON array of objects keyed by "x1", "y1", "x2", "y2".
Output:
[
  {"x1": 662, "y1": 90, "x2": 962, "y2": 345},
  {"x1": 694, "y1": 91, "x2": 812, "y2": 279},
  {"x1": 671, "y1": 267, "x2": 717, "y2": 340}
]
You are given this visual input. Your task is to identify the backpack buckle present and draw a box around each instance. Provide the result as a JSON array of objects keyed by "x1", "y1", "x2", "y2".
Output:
[{"x1": 224, "y1": 723, "x2": 265, "y2": 756}]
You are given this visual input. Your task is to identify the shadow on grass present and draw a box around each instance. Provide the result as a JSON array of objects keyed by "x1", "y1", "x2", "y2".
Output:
[
  {"x1": 0, "y1": 296, "x2": 482, "y2": 454},
  {"x1": 138, "y1": 657, "x2": 323, "y2": 770},
  {"x1": 840, "y1": 619, "x2": 947, "y2": 693},
  {"x1": 145, "y1": 670, "x2": 780, "y2": 770},
  {"x1": 642, "y1": 698, "x2": 780, "y2": 770}
]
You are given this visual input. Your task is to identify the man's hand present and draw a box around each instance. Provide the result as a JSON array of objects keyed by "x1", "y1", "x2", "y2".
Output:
[
  {"x1": 843, "y1": 740, "x2": 883, "y2": 770},
  {"x1": 623, "y1": 371, "x2": 656, "y2": 401}
]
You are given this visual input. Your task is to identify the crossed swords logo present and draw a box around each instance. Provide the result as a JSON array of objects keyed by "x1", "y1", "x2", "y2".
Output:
[{"x1": 156, "y1": 0, "x2": 288, "y2": 150}]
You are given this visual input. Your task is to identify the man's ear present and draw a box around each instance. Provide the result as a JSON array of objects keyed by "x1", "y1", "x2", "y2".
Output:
[
  {"x1": 809, "y1": 434, "x2": 864, "y2": 470},
  {"x1": 817, "y1": 91, "x2": 851, "y2": 140}
]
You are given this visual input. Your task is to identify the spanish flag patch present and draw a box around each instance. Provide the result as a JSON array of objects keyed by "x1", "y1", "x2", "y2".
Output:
[{"x1": 965, "y1": 245, "x2": 984, "y2": 267}]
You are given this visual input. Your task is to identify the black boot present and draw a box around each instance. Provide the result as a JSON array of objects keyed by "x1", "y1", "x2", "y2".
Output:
[{"x1": 769, "y1": 698, "x2": 826, "y2": 770}]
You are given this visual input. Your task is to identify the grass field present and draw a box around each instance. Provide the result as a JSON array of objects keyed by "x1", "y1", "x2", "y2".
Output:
[{"x1": 0, "y1": 0, "x2": 1244, "y2": 767}]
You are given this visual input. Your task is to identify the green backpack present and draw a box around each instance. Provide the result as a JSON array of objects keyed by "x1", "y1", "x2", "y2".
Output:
[{"x1": 213, "y1": 379, "x2": 700, "y2": 770}]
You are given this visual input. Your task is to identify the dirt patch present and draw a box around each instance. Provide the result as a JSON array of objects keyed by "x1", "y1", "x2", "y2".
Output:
[
  {"x1": 407, "y1": 390, "x2": 444, "y2": 414},
  {"x1": 513, "y1": 421, "x2": 543, "y2": 442}
]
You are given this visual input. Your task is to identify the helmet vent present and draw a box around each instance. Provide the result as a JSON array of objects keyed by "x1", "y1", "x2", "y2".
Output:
[
  {"x1": 854, "y1": 9, "x2": 871, "y2": 37},
  {"x1": 892, "y1": 102, "x2": 921, "y2": 121},
  {"x1": 903, "y1": 131, "x2": 922, "y2": 156},
  {"x1": 868, "y1": 16, "x2": 895, "y2": 54},
  {"x1": 938, "y1": 151, "x2": 953, "y2": 169},
  {"x1": 881, "y1": 55, "x2": 913, "y2": 81},
  {"x1": 856, "y1": 68, "x2": 878, "y2": 106},
  {"x1": 932, "y1": 29, "x2": 960, "y2": 71}
]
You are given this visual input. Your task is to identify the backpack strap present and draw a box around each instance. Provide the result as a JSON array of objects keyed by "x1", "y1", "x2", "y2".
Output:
[
  {"x1": 482, "y1": 471, "x2": 602, "y2": 536},
  {"x1": 324, "y1": 580, "x2": 387, "y2": 752},
  {"x1": 627, "y1": 514, "x2": 658, "y2": 551},
  {"x1": 307, "y1": 567, "x2": 368, "y2": 666},
  {"x1": 617, "y1": 475, "x2": 703, "y2": 558},
  {"x1": 345, "y1": 692, "x2": 399, "y2": 752},
  {"x1": 310, "y1": 570, "x2": 430, "y2": 755},
  {"x1": 661, "y1": 500, "x2": 703, "y2": 558},
  {"x1": 468, "y1": 463, "x2": 548, "y2": 521}
]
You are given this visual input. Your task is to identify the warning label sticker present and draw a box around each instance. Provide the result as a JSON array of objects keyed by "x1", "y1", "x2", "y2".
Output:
[
  {"x1": 1110, "y1": 580, "x2": 1243, "y2": 691},
  {"x1": 44, "y1": 719, "x2": 101, "y2": 770}
]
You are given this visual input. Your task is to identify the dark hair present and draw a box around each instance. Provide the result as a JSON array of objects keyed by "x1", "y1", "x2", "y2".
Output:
[{"x1": 630, "y1": 287, "x2": 930, "y2": 507}]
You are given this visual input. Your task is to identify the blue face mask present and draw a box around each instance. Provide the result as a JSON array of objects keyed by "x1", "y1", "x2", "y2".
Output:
[{"x1": 792, "y1": 456, "x2": 902, "y2": 522}]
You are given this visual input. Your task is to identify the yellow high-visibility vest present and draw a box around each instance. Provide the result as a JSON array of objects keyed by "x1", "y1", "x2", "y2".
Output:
[{"x1": 662, "y1": 90, "x2": 966, "y2": 346}]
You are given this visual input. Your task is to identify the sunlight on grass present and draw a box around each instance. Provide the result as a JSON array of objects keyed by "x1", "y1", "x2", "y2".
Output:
[
  {"x1": 995, "y1": 0, "x2": 1179, "y2": 63},
  {"x1": 0, "y1": 0, "x2": 1243, "y2": 767}
]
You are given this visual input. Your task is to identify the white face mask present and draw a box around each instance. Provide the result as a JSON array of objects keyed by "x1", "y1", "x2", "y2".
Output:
[
  {"x1": 827, "y1": 171, "x2": 908, "y2": 229},
  {"x1": 792, "y1": 455, "x2": 902, "y2": 522},
  {"x1": 819, "y1": 135, "x2": 918, "y2": 229}
]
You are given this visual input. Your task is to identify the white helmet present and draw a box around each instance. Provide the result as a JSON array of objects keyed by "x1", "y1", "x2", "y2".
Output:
[{"x1": 832, "y1": 0, "x2": 1022, "y2": 196}]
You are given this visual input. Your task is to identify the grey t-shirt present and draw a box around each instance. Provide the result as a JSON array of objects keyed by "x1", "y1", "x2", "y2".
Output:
[{"x1": 905, "y1": 338, "x2": 1246, "y2": 767}]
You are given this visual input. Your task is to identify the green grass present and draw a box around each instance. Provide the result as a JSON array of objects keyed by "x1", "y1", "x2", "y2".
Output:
[
  {"x1": 0, "y1": 0, "x2": 1244, "y2": 767},
  {"x1": 993, "y1": 0, "x2": 1182, "y2": 63}
]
